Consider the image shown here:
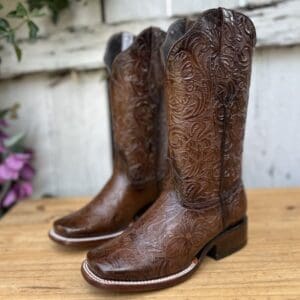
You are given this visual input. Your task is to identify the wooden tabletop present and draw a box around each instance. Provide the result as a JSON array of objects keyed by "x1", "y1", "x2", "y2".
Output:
[{"x1": 0, "y1": 188, "x2": 299, "y2": 299}]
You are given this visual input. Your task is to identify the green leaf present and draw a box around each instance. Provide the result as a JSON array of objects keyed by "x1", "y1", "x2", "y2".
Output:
[
  {"x1": 0, "y1": 109, "x2": 10, "y2": 119},
  {"x1": 0, "y1": 18, "x2": 10, "y2": 31},
  {"x1": 27, "y1": 0, "x2": 44, "y2": 10},
  {"x1": 31, "y1": 8, "x2": 45, "y2": 17},
  {"x1": 27, "y1": 20, "x2": 38, "y2": 40},
  {"x1": 0, "y1": 4, "x2": 3, "y2": 10},
  {"x1": 4, "y1": 132, "x2": 25, "y2": 148},
  {"x1": 14, "y1": 43, "x2": 22, "y2": 61},
  {"x1": 7, "y1": 10, "x2": 19, "y2": 18},
  {"x1": 7, "y1": 3, "x2": 28, "y2": 19},
  {"x1": 27, "y1": 0, "x2": 69, "y2": 23},
  {"x1": 16, "y1": 2, "x2": 28, "y2": 17},
  {"x1": 0, "y1": 104, "x2": 20, "y2": 119},
  {"x1": 6, "y1": 30, "x2": 15, "y2": 44}
]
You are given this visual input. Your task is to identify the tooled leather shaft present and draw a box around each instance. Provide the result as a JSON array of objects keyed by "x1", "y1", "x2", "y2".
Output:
[
  {"x1": 218, "y1": 10, "x2": 256, "y2": 196},
  {"x1": 109, "y1": 28, "x2": 167, "y2": 186},
  {"x1": 165, "y1": 8, "x2": 256, "y2": 209}
]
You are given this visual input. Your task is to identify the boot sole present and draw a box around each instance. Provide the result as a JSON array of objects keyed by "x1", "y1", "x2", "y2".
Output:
[
  {"x1": 81, "y1": 217, "x2": 247, "y2": 292},
  {"x1": 48, "y1": 227, "x2": 126, "y2": 248}
]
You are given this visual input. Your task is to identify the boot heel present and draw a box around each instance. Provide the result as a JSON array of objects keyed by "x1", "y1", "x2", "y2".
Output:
[{"x1": 208, "y1": 217, "x2": 247, "y2": 260}]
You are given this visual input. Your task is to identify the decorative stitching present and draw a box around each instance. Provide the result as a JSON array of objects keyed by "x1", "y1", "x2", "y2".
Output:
[
  {"x1": 82, "y1": 259, "x2": 198, "y2": 286},
  {"x1": 49, "y1": 228, "x2": 124, "y2": 243}
]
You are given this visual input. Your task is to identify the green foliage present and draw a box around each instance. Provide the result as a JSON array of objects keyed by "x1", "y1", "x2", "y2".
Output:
[
  {"x1": 0, "y1": 1, "x2": 70, "y2": 62},
  {"x1": 27, "y1": 20, "x2": 38, "y2": 39},
  {"x1": 13, "y1": 43, "x2": 22, "y2": 60},
  {"x1": 1, "y1": 104, "x2": 25, "y2": 153},
  {"x1": 27, "y1": 0, "x2": 69, "y2": 23},
  {"x1": 8, "y1": 2, "x2": 28, "y2": 18},
  {"x1": 0, "y1": 103, "x2": 20, "y2": 119},
  {"x1": 4, "y1": 132, "x2": 25, "y2": 151}
]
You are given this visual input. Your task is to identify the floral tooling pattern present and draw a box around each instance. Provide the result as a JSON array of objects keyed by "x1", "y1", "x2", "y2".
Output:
[{"x1": 110, "y1": 28, "x2": 166, "y2": 186}]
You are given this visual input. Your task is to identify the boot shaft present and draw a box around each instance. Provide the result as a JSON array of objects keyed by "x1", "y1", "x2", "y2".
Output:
[
  {"x1": 104, "y1": 28, "x2": 167, "y2": 187},
  {"x1": 163, "y1": 8, "x2": 256, "y2": 209}
]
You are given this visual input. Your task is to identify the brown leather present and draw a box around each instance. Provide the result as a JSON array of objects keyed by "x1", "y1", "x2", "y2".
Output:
[
  {"x1": 52, "y1": 27, "x2": 167, "y2": 240},
  {"x1": 85, "y1": 8, "x2": 256, "y2": 281}
]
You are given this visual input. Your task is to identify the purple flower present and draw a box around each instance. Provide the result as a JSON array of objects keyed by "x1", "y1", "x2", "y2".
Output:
[
  {"x1": 1, "y1": 181, "x2": 33, "y2": 208},
  {"x1": 0, "y1": 130, "x2": 8, "y2": 141},
  {"x1": 6, "y1": 153, "x2": 31, "y2": 170},
  {"x1": 20, "y1": 163, "x2": 35, "y2": 181},
  {"x1": 0, "y1": 153, "x2": 32, "y2": 183},
  {"x1": 0, "y1": 119, "x2": 8, "y2": 127},
  {"x1": 0, "y1": 143, "x2": 5, "y2": 153},
  {"x1": 0, "y1": 108, "x2": 35, "y2": 212},
  {"x1": 2, "y1": 189, "x2": 17, "y2": 208},
  {"x1": 15, "y1": 181, "x2": 33, "y2": 198},
  {"x1": 0, "y1": 164, "x2": 19, "y2": 182}
]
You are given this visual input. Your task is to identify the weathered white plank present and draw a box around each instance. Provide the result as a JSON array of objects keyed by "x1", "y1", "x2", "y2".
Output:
[
  {"x1": 245, "y1": 0, "x2": 281, "y2": 6},
  {"x1": 103, "y1": 0, "x2": 285, "y2": 22},
  {"x1": 103, "y1": 0, "x2": 283, "y2": 22},
  {"x1": 171, "y1": 0, "x2": 240, "y2": 16},
  {"x1": 1, "y1": 0, "x2": 299, "y2": 79},
  {"x1": 0, "y1": 70, "x2": 112, "y2": 197},
  {"x1": 0, "y1": 19, "x2": 172, "y2": 79},
  {"x1": 245, "y1": 0, "x2": 300, "y2": 47},
  {"x1": 243, "y1": 45, "x2": 300, "y2": 188},
  {"x1": 104, "y1": 0, "x2": 167, "y2": 23}
]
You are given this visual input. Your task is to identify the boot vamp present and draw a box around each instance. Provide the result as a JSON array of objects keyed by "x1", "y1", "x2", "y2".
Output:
[
  {"x1": 54, "y1": 172, "x2": 157, "y2": 238},
  {"x1": 86, "y1": 189, "x2": 223, "y2": 281}
]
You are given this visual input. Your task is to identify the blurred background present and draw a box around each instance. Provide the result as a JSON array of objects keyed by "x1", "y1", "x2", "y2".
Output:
[{"x1": 0, "y1": 0, "x2": 299, "y2": 200}]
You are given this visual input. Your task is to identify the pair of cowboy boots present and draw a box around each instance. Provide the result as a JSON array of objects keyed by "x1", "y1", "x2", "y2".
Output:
[{"x1": 49, "y1": 8, "x2": 256, "y2": 292}]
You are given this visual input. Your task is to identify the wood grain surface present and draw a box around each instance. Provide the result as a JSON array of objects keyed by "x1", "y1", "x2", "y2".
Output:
[{"x1": 0, "y1": 188, "x2": 299, "y2": 299}]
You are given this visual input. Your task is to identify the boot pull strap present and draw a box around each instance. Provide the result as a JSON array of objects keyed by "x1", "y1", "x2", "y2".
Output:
[
  {"x1": 104, "y1": 32, "x2": 135, "y2": 73},
  {"x1": 160, "y1": 18, "x2": 189, "y2": 67}
]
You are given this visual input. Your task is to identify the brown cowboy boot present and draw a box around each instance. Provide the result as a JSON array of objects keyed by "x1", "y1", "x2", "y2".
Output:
[
  {"x1": 49, "y1": 27, "x2": 167, "y2": 247},
  {"x1": 81, "y1": 8, "x2": 256, "y2": 291}
]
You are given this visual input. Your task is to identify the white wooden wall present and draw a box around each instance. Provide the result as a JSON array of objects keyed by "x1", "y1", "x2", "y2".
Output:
[{"x1": 0, "y1": 0, "x2": 299, "y2": 198}]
